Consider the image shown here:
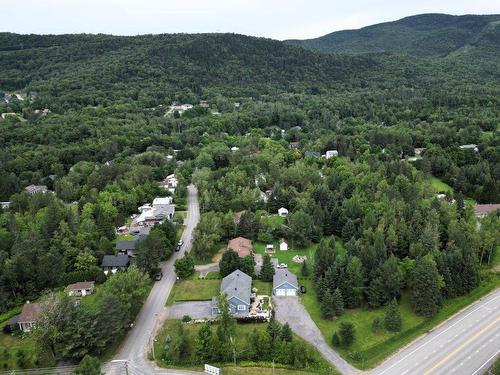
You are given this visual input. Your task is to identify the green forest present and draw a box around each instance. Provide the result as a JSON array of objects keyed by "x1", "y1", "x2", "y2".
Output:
[{"x1": 0, "y1": 15, "x2": 499, "y2": 370}]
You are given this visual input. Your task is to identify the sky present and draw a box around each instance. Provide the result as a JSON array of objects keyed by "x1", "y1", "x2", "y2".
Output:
[{"x1": 2, "y1": 0, "x2": 500, "y2": 40}]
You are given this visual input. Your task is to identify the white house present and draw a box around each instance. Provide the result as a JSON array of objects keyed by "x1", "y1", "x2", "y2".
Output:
[
  {"x1": 325, "y1": 150, "x2": 339, "y2": 159},
  {"x1": 279, "y1": 239, "x2": 288, "y2": 251},
  {"x1": 159, "y1": 174, "x2": 178, "y2": 193},
  {"x1": 231, "y1": 146, "x2": 239, "y2": 152},
  {"x1": 278, "y1": 207, "x2": 289, "y2": 217},
  {"x1": 459, "y1": 144, "x2": 479, "y2": 152},
  {"x1": 68, "y1": 281, "x2": 95, "y2": 297}
]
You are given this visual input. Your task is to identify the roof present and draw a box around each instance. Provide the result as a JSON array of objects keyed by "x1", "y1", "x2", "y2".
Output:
[
  {"x1": 68, "y1": 281, "x2": 95, "y2": 291},
  {"x1": 220, "y1": 269, "x2": 252, "y2": 305},
  {"x1": 25, "y1": 185, "x2": 48, "y2": 194},
  {"x1": 278, "y1": 207, "x2": 288, "y2": 213},
  {"x1": 273, "y1": 269, "x2": 299, "y2": 290},
  {"x1": 153, "y1": 197, "x2": 173, "y2": 206},
  {"x1": 101, "y1": 254, "x2": 130, "y2": 268},
  {"x1": 228, "y1": 237, "x2": 253, "y2": 257},
  {"x1": 115, "y1": 235, "x2": 146, "y2": 251},
  {"x1": 474, "y1": 204, "x2": 500, "y2": 217},
  {"x1": 18, "y1": 303, "x2": 42, "y2": 324}
]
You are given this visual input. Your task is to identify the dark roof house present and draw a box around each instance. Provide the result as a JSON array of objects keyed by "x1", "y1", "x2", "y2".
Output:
[
  {"x1": 101, "y1": 254, "x2": 130, "y2": 272},
  {"x1": 18, "y1": 302, "x2": 42, "y2": 332}
]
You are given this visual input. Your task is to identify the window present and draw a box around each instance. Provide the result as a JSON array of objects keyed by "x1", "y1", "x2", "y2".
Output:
[{"x1": 237, "y1": 305, "x2": 246, "y2": 311}]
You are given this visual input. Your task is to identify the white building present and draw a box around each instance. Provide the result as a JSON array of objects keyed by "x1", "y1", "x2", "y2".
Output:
[
  {"x1": 278, "y1": 207, "x2": 289, "y2": 217},
  {"x1": 459, "y1": 144, "x2": 479, "y2": 152},
  {"x1": 279, "y1": 239, "x2": 288, "y2": 251},
  {"x1": 324, "y1": 150, "x2": 339, "y2": 159}
]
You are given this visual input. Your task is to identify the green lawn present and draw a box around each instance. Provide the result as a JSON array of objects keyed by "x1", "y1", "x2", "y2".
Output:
[
  {"x1": 152, "y1": 320, "x2": 338, "y2": 374},
  {"x1": 429, "y1": 177, "x2": 453, "y2": 193},
  {"x1": 261, "y1": 214, "x2": 285, "y2": 228},
  {"x1": 253, "y1": 241, "x2": 317, "y2": 275},
  {"x1": 252, "y1": 280, "x2": 272, "y2": 295},
  {"x1": 173, "y1": 210, "x2": 187, "y2": 223},
  {"x1": 0, "y1": 308, "x2": 53, "y2": 370},
  {"x1": 166, "y1": 278, "x2": 221, "y2": 305},
  {"x1": 300, "y1": 268, "x2": 500, "y2": 369},
  {"x1": 116, "y1": 233, "x2": 134, "y2": 241}
]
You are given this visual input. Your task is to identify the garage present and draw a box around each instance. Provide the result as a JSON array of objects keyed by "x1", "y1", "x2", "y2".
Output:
[{"x1": 273, "y1": 269, "x2": 299, "y2": 297}]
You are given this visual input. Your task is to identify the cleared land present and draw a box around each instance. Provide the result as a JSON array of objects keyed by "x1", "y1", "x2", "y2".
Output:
[{"x1": 166, "y1": 278, "x2": 221, "y2": 305}]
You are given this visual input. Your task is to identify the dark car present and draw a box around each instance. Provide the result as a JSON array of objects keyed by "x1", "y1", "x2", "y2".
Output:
[
  {"x1": 154, "y1": 270, "x2": 163, "y2": 281},
  {"x1": 300, "y1": 285, "x2": 307, "y2": 294}
]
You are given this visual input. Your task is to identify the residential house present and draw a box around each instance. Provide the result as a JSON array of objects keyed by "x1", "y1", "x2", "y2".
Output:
[
  {"x1": 18, "y1": 302, "x2": 42, "y2": 332},
  {"x1": 211, "y1": 270, "x2": 252, "y2": 315},
  {"x1": 234, "y1": 102, "x2": 241, "y2": 108},
  {"x1": 278, "y1": 207, "x2": 289, "y2": 217},
  {"x1": 116, "y1": 235, "x2": 147, "y2": 256},
  {"x1": 25, "y1": 185, "x2": 49, "y2": 194},
  {"x1": 199, "y1": 100, "x2": 209, "y2": 108},
  {"x1": 0, "y1": 202, "x2": 10, "y2": 209},
  {"x1": 159, "y1": 174, "x2": 178, "y2": 193},
  {"x1": 289, "y1": 142, "x2": 300, "y2": 149},
  {"x1": 273, "y1": 269, "x2": 299, "y2": 296},
  {"x1": 3, "y1": 93, "x2": 12, "y2": 103},
  {"x1": 68, "y1": 281, "x2": 95, "y2": 297},
  {"x1": 101, "y1": 254, "x2": 130, "y2": 274},
  {"x1": 474, "y1": 204, "x2": 500, "y2": 218},
  {"x1": 132, "y1": 197, "x2": 175, "y2": 227},
  {"x1": 459, "y1": 144, "x2": 479, "y2": 152},
  {"x1": 414, "y1": 147, "x2": 426, "y2": 156},
  {"x1": 324, "y1": 150, "x2": 339, "y2": 159},
  {"x1": 228, "y1": 237, "x2": 253, "y2": 257},
  {"x1": 279, "y1": 239, "x2": 288, "y2": 251}
]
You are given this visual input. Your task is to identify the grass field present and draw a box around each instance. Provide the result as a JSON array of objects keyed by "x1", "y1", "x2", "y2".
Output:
[
  {"x1": 300, "y1": 267, "x2": 500, "y2": 369},
  {"x1": 261, "y1": 214, "x2": 285, "y2": 228},
  {"x1": 152, "y1": 320, "x2": 338, "y2": 374},
  {"x1": 252, "y1": 280, "x2": 272, "y2": 295},
  {"x1": 253, "y1": 241, "x2": 316, "y2": 275},
  {"x1": 166, "y1": 278, "x2": 221, "y2": 305},
  {"x1": 429, "y1": 176, "x2": 453, "y2": 193}
]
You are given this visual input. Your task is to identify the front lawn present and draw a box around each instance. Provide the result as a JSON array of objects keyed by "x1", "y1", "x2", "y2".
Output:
[
  {"x1": 166, "y1": 278, "x2": 221, "y2": 305},
  {"x1": 300, "y1": 268, "x2": 500, "y2": 369},
  {"x1": 152, "y1": 320, "x2": 338, "y2": 374},
  {"x1": 0, "y1": 308, "x2": 53, "y2": 370}
]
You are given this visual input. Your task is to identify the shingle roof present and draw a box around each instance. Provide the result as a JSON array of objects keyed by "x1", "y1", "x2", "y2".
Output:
[
  {"x1": 474, "y1": 204, "x2": 500, "y2": 217},
  {"x1": 115, "y1": 234, "x2": 147, "y2": 250},
  {"x1": 220, "y1": 269, "x2": 252, "y2": 305},
  {"x1": 68, "y1": 281, "x2": 95, "y2": 291},
  {"x1": 18, "y1": 303, "x2": 42, "y2": 323},
  {"x1": 273, "y1": 268, "x2": 299, "y2": 290},
  {"x1": 227, "y1": 237, "x2": 253, "y2": 257},
  {"x1": 101, "y1": 254, "x2": 130, "y2": 268}
]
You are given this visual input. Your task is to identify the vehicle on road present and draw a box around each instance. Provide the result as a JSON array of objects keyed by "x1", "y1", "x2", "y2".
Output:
[{"x1": 176, "y1": 239, "x2": 184, "y2": 251}]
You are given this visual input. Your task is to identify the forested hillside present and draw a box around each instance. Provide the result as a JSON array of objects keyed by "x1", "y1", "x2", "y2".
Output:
[
  {"x1": 0, "y1": 25, "x2": 499, "y2": 368},
  {"x1": 287, "y1": 13, "x2": 500, "y2": 57}
]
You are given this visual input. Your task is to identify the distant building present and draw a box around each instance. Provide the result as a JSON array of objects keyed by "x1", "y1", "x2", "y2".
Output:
[
  {"x1": 25, "y1": 185, "x2": 49, "y2": 194},
  {"x1": 227, "y1": 237, "x2": 253, "y2": 258},
  {"x1": 324, "y1": 150, "x2": 339, "y2": 159},
  {"x1": 289, "y1": 142, "x2": 300, "y2": 149},
  {"x1": 414, "y1": 147, "x2": 426, "y2": 156},
  {"x1": 304, "y1": 151, "x2": 320, "y2": 158},
  {"x1": 278, "y1": 207, "x2": 289, "y2": 217},
  {"x1": 158, "y1": 174, "x2": 178, "y2": 193},
  {"x1": 1, "y1": 112, "x2": 17, "y2": 120},
  {"x1": 459, "y1": 144, "x2": 479, "y2": 152},
  {"x1": 68, "y1": 281, "x2": 95, "y2": 297},
  {"x1": 0, "y1": 202, "x2": 10, "y2": 209},
  {"x1": 231, "y1": 146, "x2": 240, "y2": 152},
  {"x1": 474, "y1": 204, "x2": 500, "y2": 218},
  {"x1": 199, "y1": 100, "x2": 209, "y2": 108},
  {"x1": 132, "y1": 197, "x2": 175, "y2": 227},
  {"x1": 18, "y1": 302, "x2": 42, "y2": 332}
]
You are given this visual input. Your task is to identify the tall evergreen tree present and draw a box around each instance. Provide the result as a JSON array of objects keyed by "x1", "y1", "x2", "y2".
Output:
[
  {"x1": 332, "y1": 288, "x2": 344, "y2": 316},
  {"x1": 410, "y1": 256, "x2": 442, "y2": 317},
  {"x1": 260, "y1": 254, "x2": 275, "y2": 282},
  {"x1": 320, "y1": 289, "x2": 335, "y2": 320},
  {"x1": 384, "y1": 298, "x2": 402, "y2": 332},
  {"x1": 280, "y1": 322, "x2": 293, "y2": 342}
]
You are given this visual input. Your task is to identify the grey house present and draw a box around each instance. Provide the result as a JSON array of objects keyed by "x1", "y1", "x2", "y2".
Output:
[
  {"x1": 101, "y1": 254, "x2": 130, "y2": 274},
  {"x1": 115, "y1": 234, "x2": 147, "y2": 256},
  {"x1": 273, "y1": 268, "x2": 299, "y2": 296},
  {"x1": 212, "y1": 269, "x2": 252, "y2": 316}
]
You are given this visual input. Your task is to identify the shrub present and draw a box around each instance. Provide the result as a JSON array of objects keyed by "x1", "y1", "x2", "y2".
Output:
[{"x1": 181, "y1": 315, "x2": 192, "y2": 322}]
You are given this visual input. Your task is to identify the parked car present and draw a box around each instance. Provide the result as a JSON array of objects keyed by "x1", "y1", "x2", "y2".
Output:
[
  {"x1": 300, "y1": 285, "x2": 307, "y2": 294},
  {"x1": 153, "y1": 268, "x2": 163, "y2": 281},
  {"x1": 277, "y1": 263, "x2": 288, "y2": 269},
  {"x1": 176, "y1": 239, "x2": 184, "y2": 251}
]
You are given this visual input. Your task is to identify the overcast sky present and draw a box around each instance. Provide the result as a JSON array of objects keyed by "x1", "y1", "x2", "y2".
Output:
[{"x1": 2, "y1": 0, "x2": 499, "y2": 40}]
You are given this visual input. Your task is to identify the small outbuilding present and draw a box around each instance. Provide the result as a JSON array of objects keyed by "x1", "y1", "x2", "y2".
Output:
[
  {"x1": 278, "y1": 207, "x2": 289, "y2": 217},
  {"x1": 279, "y1": 239, "x2": 288, "y2": 251},
  {"x1": 18, "y1": 302, "x2": 42, "y2": 332},
  {"x1": 68, "y1": 281, "x2": 95, "y2": 297}
]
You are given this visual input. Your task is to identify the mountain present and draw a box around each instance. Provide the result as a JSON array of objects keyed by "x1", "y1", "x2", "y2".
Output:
[{"x1": 287, "y1": 13, "x2": 500, "y2": 57}]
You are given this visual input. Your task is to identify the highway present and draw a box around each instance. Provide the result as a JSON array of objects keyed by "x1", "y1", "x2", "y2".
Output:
[{"x1": 371, "y1": 288, "x2": 500, "y2": 375}]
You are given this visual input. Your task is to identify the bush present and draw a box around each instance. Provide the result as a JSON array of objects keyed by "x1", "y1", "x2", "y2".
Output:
[
  {"x1": 339, "y1": 322, "x2": 355, "y2": 348},
  {"x1": 181, "y1": 315, "x2": 192, "y2": 322},
  {"x1": 372, "y1": 317, "x2": 383, "y2": 333},
  {"x1": 332, "y1": 332, "x2": 340, "y2": 346}
]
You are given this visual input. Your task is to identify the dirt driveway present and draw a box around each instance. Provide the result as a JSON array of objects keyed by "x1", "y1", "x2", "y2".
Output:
[{"x1": 166, "y1": 301, "x2": 213, "y2": 319}]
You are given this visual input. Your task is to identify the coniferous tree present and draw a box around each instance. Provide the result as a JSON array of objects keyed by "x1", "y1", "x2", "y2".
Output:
[
  {"x1": 411, "y1": 256, "x2": 442, "y2": 317},
  {"x1": 339, "y1": 322, "x2": 355, "y2": 347},
  {"x1": 384, "y1": 298, "x2": 402, "y2": 332},
  {"x1": 280, "y1": 322, "x2": 293, "y2": 342},
  {"x1": 301, "y1": 260, "x2": 309, "y2": 277},
  {"x1": 332, "y1": 332, "x2": 341, "y2": 347},
  {"x1": 344, "y1": 256, "x2": 364, "y2": 308},
  {"x1": 321, "y1": 289, "x2": 335, "y2": 320},
  {"x1": 332, "y1": 288, "x2": 344, "y2": 316},
  {"x1": 260, "y1": 254, "x2": 275, "y2": 282}
]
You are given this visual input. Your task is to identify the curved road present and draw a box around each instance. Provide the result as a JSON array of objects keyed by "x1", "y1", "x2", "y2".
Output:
[{"x1": 104, "y1": 185, "x2": 499, "y2": 374}]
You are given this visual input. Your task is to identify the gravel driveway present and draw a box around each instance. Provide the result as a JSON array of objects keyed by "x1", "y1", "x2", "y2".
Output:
[
  {"x1": 273, "y1": 296, "x2": 358, "y2": 375},
  {"x1": 166, "y1": 301, "x2": 213, "y2": 319}
]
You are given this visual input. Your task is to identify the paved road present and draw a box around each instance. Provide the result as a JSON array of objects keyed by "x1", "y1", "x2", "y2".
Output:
[
  {"x1": 371, "y1": 288, "x2": 500, "y2": 375},
  {"x1": 273, "y1": 296, "x2": 358, "y2": 375},
  {"x1": 105, "y1": 185, "x2": 201, "y2": 375}
]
